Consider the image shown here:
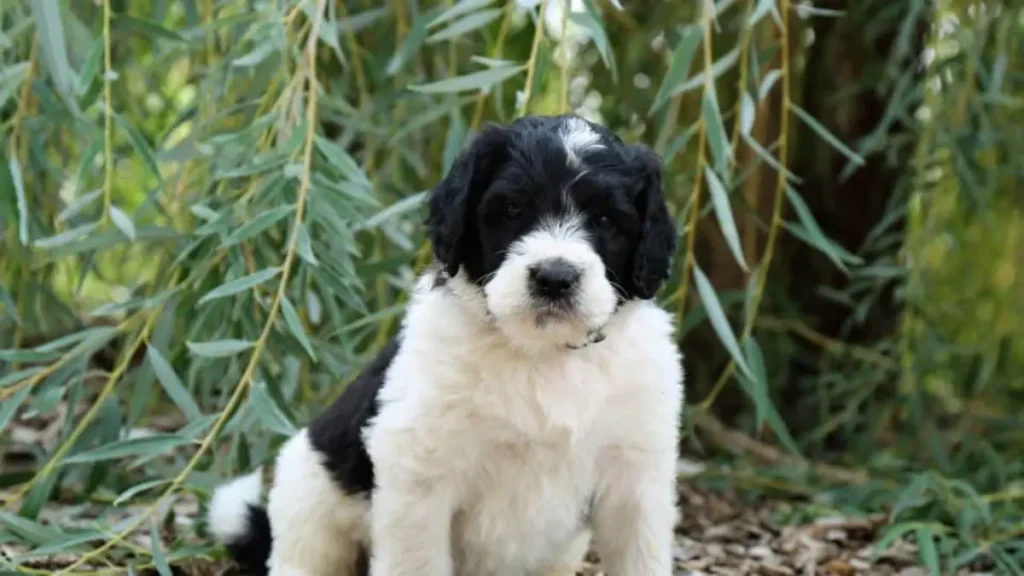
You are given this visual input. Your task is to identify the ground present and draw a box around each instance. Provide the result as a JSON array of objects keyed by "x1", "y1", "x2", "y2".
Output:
[{"x1": 4, "y1": 459, "x2": 957, "y2": 576}]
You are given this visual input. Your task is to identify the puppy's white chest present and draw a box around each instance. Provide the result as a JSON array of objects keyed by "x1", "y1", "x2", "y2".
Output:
[{"x1": 453, "y1": 435, "x2": 596, "y2": 576}]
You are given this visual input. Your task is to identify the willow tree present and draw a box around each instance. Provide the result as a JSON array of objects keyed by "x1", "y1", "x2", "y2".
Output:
[{"x1": 1, "y1": 0, "x2": 1021, "y2": 572}]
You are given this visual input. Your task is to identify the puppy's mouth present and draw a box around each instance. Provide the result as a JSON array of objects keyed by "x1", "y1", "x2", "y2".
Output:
[{"x1": 531, "y1": 299, "x2": 580, "y2": 327}]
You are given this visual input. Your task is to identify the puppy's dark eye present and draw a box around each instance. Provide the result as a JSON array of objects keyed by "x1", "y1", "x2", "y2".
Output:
[
  {"x1": 505, "y1": 202, "x2": 522, "y2": 220},
  {"x1": 594, "y1": 215, "x2": 613, "y2": 229}
]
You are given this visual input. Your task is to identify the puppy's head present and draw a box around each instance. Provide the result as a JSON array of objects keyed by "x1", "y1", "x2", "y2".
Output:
[{"x1": 427, "y1": 115, "x2": 676, "y2": 351}]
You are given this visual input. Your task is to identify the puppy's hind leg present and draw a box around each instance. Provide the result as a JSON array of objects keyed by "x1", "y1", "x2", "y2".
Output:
[{"x1": 265, "y1": 429, "x2": 370, "y2": 576}]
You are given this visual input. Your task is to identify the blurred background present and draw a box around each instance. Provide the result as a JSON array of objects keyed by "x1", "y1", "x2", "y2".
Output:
[{"x1": 1, "y1": 0, "x2": 1022, "y2": 573}]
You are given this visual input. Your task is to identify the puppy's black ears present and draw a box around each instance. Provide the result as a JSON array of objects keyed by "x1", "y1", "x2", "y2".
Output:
[
  {"x1": 426, "y1": 125, "x2": 509, "y2": 276},
  {"x1": 627, "y1": 145, "x2": 677, "y2": 300}
]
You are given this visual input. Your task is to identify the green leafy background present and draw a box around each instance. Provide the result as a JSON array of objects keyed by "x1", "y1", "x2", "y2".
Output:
[{"x1": 1, "y1": 0, "x2": 1022, "y2": 573}]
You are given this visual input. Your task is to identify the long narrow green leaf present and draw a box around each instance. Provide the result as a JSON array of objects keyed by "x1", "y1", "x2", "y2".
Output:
[
  {"x1": 186, "y1": 339, "x2": 254, "y2": 358},
  {"x1": 740, "y1": 338, "x2": 801, "y2": 455},
  {"x1": 571, "y1": 0, "x2": 617, "y2": 80},
  {"x1": 916, "y1": 528, "x2": 941, "y2": 576},
  {"x1": 250, "y1": 380, "x2": 297, "y2": 436},
  {"x1": 114, "y1": 13, "x2": 189, "y2": 43},
  {"x1": 10, "y1": 157, "x2": 29, "y2": 245},
  {"x1": 408, "y1": 65, "x2": 525, "y2": 94},
  {"x1": 704, "y1": 168, "x2": 748, "y2": 272},
  {"x1": 115, "y1": 113, "x2": 164, "y2": 184},
  {"x1": 702, "y1": 92, "x2": 731, "y2": 180},
  {"x1": 790, "y1": 102, "x2": 866, "y2": 167},
  {"x1": 199, "y1": 267, "x2": 281, "y2": 304},
  {"x1": 651, "y1": 25, "x2": 702, "y2": 115},
  {"x1": 692, "y1": 264, "x2": 753, "y2": 380},
  {"x1": 146, "y1": 346, "x2": 203, "y2": 420},
  {"x1": 151, "y1": 520, "x2": 174, "y2": 576},
  {"x1": 29, "y1": 1, "x2": 76, "y2": 104},
  {"x1": 221, "y1": 206, "x2": 295, "y2": 247},
  {"x1": 63, "y1": 435, "x2": 192, "y2": 464},
  {"x1": 0, "y1": 385, "x2": 32, "y2": 435},
  {"x1": 428, "y1": 9, "x2": 501, "y2": 43},
  {"x1": 784, "y1": 185, "x2": 863, "y2": 271},
  {"x1": 280, "y1": 296, "x2": 317, "y2": 360},
  {"x1": 113, "y1": 479, "x2": 171, "y2": 507},
  {"x1": 0, "y1": 511, "x2": 63, "y2": 545},
  {"x1": 109, "y1": 205, "x2": 137, "y2": 241},
  {"x1": 428, "y1": 0, "x2": 493, "y2": 28}
]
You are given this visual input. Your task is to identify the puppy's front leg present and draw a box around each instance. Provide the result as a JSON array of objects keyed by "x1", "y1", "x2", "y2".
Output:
[
  {"x1": 592, "y1": 447, "x2": 677, "y2": 576},
  {"x1": 371, "y1": 478, "x2": 454, "y2": 576}
]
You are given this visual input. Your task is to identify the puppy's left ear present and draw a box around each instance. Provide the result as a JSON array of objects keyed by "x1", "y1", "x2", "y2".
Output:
[{"x1": 627, "y1": 145, "x2": 677, "y2": 300}]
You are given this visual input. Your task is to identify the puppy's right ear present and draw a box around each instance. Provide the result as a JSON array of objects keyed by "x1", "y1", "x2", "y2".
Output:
[{"x1": 426, "y1": 124, "x2": 510, "y2": 276}]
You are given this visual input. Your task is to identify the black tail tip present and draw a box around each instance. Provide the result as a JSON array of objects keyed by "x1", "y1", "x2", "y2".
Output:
[{"x1": 224, "y1": 505, "x2": 271, "y2": 576}]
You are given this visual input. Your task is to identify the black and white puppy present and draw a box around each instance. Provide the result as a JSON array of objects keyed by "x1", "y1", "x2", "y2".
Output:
[{"x1": 208, "y1": 115, "x2": 684, "y2": 576}]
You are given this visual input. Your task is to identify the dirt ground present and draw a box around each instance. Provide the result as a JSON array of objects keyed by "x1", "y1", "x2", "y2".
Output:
[{"x1": 1, "y1": 460, "x2": 981, "y2": 575}]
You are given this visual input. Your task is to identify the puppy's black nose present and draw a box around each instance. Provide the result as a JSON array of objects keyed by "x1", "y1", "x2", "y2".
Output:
[{"x1": 529, "y1": 258, "x2": 581, "y2": 300}]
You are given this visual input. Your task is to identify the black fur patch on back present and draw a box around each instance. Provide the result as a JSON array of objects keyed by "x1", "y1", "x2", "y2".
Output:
[{"x1": 307, "y1": 339, "x2": 400, "y2": 494}]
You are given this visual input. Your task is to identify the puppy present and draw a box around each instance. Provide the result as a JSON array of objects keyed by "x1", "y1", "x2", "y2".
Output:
[{"x1": 208, "y1": 115, "x2": 684, "y2": 576}]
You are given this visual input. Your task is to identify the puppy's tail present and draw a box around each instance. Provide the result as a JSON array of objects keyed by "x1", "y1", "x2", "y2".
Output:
[{"x1": 208, "y1": 469, "x2": 271, "y2": 576}]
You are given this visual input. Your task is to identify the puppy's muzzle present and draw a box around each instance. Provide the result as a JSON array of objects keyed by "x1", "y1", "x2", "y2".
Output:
[{"x1": 528, "y1": 258, "x2": 581, "y2": 303}]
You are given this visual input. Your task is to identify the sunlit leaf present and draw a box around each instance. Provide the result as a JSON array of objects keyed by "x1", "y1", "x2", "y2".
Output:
[
  {"x1": 10, "y1": 157, "x2": 29, "y2": 245},
  {"x1": 758, "y1": 69, "x2": 781, "y2": 100},
  {"x1": 29, "y1": 1, "x2": 76, "y2": 106},
  {"x1": 428, "y1": 0, "x2": 494, "y2": 28},
  {"x1": 704, "y1": 168, "x2": 748, "y2": 272},
  {"x1": 571, "y1": 0, "x2": 617, "y2": 80},
  {"x1": 740, "y1": 132, "x2": 801, "y2": 183},
  {"x1": 408, "y1": 64, "x2": 525, "y2": 94},
  {"x1": 702, "y1": 91, "x2": 731, "y2": 179},
  {"x1": 109, "y1": 205, "x2": 137, "y2": 241},
  {"x1": 199, "y1": 267, "x2": 281, "y2": 305},
  {"x1": 670, "y1": 47, "x2": 739, "y2": 95},
  {"x1": 749, "y1": 0, "x2": 775, "y2": 25},
  {"x1": 650, "y1": 24, "x2": 702, "y2": 115},
  {"x1": 232, "y1": 42, "x2": 278, "y2": 67},
  {"x1": 740, "y1": 92, "x2": 756, "y2": 135},
  {"x1": 296, "y1": 224, "x2": 319, "y2": 266},
  {"x1": 428, "y1": 9, "x2": 501, "y2": 43},
  {"x1": 356, "y1": 192, "x2": 427, "y2": 232},
  {"x1": 186, "y1": 339, "x2": 254, "y2": 358},
  {"x1": 113, "y1": 479, "x2": 171, "y2": 507},
  {"x1": 57, "y1": 189, "x2": 103, "y2": 223}
]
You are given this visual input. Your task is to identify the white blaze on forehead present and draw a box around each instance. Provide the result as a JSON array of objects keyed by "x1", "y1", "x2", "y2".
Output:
[
  {"x1": 559, "y1": 117, "x2": 604, "y2": 166},
  {"x1": 538, "y1": 213, "x2": 586, "y2": 243}
]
